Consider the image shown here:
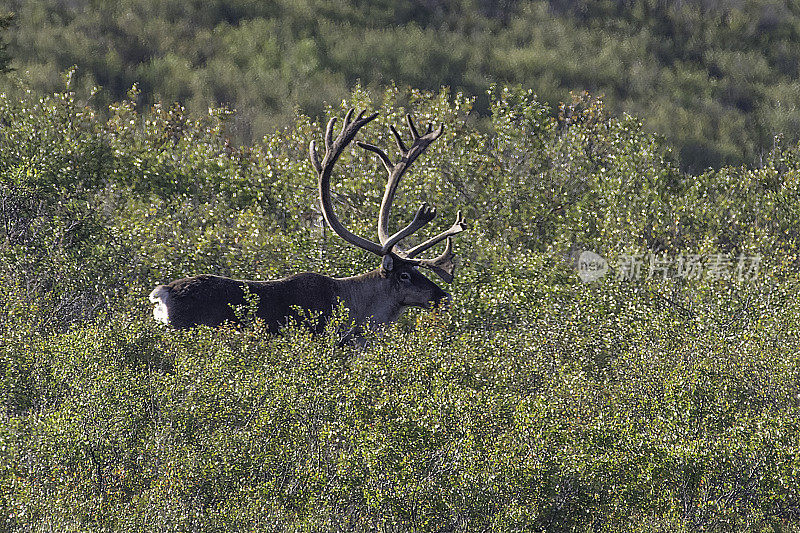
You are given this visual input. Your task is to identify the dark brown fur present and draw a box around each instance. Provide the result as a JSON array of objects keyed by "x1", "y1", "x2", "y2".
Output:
[
  {"x1": 153, "y1": 273, "x2": 337, "y2": 332},
  {"x1": 150, "y1": 260, "x2": 449, "y2": 332}
]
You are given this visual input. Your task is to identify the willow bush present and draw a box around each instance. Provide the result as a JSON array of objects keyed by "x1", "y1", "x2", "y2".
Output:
[{"x1": 1, "y1": 80, "x2": 799, "y2": 531}]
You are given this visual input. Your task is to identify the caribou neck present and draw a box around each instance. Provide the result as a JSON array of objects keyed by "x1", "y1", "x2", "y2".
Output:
[{"x1": 334, "y1": 270, "x2": 403, "y2": 327}]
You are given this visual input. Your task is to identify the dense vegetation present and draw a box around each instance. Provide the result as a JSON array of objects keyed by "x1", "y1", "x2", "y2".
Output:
[
  {"x1": 2, "y1": 70, "x2": 800, "y2": 530},
  {"x1": 6, "y1": 0, "x2": 800, "y2": 171}
]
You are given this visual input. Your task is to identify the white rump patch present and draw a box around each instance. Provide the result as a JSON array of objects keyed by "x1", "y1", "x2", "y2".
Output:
[{"x1": 149, "y1": 285, "x2": 171, "y2": 325}]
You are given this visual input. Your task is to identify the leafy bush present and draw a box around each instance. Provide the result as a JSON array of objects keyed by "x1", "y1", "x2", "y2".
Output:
[{"x1": 1, "y1": 81, "x2": 800, "y2": 530}]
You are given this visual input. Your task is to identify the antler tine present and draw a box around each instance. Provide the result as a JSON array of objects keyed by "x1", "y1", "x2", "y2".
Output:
[
  {"x1": 408, "y1": 237, "x2": 458, "y2": 283},
  {"x1": 406, "y1": 113, "x2": 420, "y2": 140},
  {"x1": 339, "y1": 108, "x2": 355, "y2": 138},
  {"x1": 313, "y1": 108, "x2": 383, "y2": 256},
  {"x1": 389, "y1": 124, "x2": 407, "y2": 153},
  {"x1": 405, "y1": 210, "x2": 466, "y2": 258},
  {"x1": 324, "y1": 116, "x2": 336, "y2": 150},
  {"x1": 380, "y1": 203, "x2": 436, "y2": 255},
  {"x1": 356, "y1": 141, "x2": 393, "y2": 173},
  {"x1": 309, "y1": 140, "x2": 321, "y2": 173}
]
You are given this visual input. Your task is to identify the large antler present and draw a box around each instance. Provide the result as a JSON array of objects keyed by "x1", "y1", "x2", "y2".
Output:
[
  {"x1": 310, "y1": 109, "x2": 438, "y2": 256},
  {"x1": 358, "y1": 114, "x2": 467, "y2": 282}
]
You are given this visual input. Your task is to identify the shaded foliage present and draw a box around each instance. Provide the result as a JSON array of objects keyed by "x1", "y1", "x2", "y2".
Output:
[
  {"x1": 5, "y1": 0, "x2": 800, "y2": 171},
  {"x1": 0, "y1": 12, "x2": 11, "y2": 74}
]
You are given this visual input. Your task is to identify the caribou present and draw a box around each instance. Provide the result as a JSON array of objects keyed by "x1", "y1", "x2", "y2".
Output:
[{"x1": 149, "y1": 109, "x2": 466, "y2": 332}]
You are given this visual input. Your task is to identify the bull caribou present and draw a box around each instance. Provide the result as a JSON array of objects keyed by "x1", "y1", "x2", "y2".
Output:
[{"x1": 149, "y1": 109, "x2": 466, "y2": 332}]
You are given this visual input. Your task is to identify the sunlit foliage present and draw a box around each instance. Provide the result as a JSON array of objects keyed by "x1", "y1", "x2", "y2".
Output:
[{"x1": 1, "y1": 80, "x2": 800, "y2": 530}]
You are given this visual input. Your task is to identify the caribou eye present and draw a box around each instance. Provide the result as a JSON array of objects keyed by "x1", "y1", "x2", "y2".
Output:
[{"x1": 399, "y1": 272, "x2": 412, "y2": 283}]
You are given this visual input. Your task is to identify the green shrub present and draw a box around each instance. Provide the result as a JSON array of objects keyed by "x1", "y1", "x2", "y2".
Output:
[{"x1": 1, "y1": 81, "x2": 799, "y2": 531}]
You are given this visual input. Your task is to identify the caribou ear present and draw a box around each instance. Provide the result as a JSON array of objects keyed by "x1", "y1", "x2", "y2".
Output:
[{"x1": 381, "y1": 254, "x2": 394, "y2": 275}]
